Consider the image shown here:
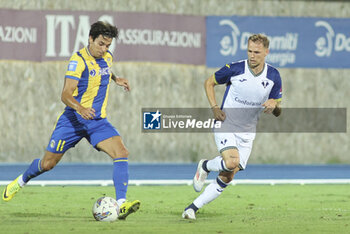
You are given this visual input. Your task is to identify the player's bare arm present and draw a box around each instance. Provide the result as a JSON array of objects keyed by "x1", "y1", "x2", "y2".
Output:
[
  {"x1": 262, "y1": 99, "x2": 282, "y2": 117},
  {"x1": 61, "y1": 78, "x2": 96, "y2": 120},
  {"x1": 111, "y1": 73, "x2": 130, "y2": 91},
  {"x1": 204, "y1": 75, "x2": 226, "y2": 121}
]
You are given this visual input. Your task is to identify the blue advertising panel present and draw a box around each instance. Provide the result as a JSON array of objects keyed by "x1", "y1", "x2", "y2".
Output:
[{"x1": 206, "y1": 16, "x2": 350, "y2": 68}]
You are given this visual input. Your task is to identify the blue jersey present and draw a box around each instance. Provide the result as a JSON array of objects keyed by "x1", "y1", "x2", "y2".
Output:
[
  {"x1": 46, "y1": 48, "x2": 119, "y2": 154},
  {"x1": 65, "y1": 47, "x2": 113, "y2": 119}
]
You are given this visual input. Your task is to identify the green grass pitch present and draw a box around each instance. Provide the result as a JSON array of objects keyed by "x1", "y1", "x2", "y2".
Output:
[{"x1": 0, "y1": 184, "x2": 349, "y2": 233}]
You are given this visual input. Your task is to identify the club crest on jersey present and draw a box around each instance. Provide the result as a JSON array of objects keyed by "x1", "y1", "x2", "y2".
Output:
[
  {"x1": 221, "y1": 139, "x2": 227, "y2": 145},
  {"x1": 50, "y1": 140, "x2": 55, "y2": 148},
  {"x1": 261, "y1": 80, "x2": 269, "y2": 88}
]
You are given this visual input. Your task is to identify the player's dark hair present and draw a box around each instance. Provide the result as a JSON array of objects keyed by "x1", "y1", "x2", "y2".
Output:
[
  {"x1": 248, "y1": 34, "x2": 269, "y2": 48},
  {"x1": 89, "y1": 21, "x2": 119, "y2": 41}
]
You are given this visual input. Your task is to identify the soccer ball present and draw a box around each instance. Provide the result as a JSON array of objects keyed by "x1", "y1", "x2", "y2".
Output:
[{"x1": 92, "y1": 196, "x2": 120, "y2": 222}]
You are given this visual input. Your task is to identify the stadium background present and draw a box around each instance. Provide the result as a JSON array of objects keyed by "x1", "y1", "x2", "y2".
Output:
[{"x1": 0, "y1": 0, "x2": 349, "y2": 165}]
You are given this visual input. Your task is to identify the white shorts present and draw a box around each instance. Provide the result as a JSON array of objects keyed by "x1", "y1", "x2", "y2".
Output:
[{"x1": 214, "y1": 132, "x2": 254, "y2": 170}]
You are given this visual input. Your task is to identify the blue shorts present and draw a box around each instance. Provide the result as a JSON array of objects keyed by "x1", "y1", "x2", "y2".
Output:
[{"x1": 46, "y1": 110, "x2": 120, "y2": 153}]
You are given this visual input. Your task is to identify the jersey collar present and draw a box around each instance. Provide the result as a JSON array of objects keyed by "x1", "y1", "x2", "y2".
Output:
[
  {"x1": 85, "y1": 46, "x2": 92, "y2": 57},
  {"x1": 247, "y1": 60, "x2": 266, "y2": 77}
]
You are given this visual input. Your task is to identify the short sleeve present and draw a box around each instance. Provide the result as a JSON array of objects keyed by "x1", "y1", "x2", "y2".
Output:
[
  {"x1": 65, "y1": 53, "x2": 86, "y2": 81},
  {"x1": 214, "y1": 64, "x2": 234, "y2": 84},
  {"x1": 214, "y1": 61, "x2": 245, "y2": 85},
  {"x1": 267, "y1": 68, "x2": 282, "y2": 100}
]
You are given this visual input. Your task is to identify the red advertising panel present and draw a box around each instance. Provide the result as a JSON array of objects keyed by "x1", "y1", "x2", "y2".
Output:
[
  {"x1": 0, "y1": 9, "x2": 206, "y2": 65},
  {"x1": 0, "y1": 9, "x2": 43, "y2": 61}
]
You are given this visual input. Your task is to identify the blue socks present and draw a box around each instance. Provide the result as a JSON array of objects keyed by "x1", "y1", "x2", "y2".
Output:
[
  {"x1": 22, "y1": 158, "x2": 45, "y2": 183},
  {"x1": 113, "y1": 157, "x2": 129, "y2": 200},
  {"x1": 22, "y1": 157, "x2": 130, "y2": 201}
]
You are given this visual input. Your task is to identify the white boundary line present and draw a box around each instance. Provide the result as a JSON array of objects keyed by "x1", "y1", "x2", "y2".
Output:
[{"x1": 1, "y1": 179, "x2": 350, "y2": 186}]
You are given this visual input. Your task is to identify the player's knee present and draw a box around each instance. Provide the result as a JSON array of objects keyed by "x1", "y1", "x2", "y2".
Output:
[
  {"x1": 120, "y1": 148, "x2": 129, "y2": 158},
  {"x1": 113, "y1": 148, "x2": 129, "y2": 159},
  {"x1": 224, "y1": 156, "x2": 240, "y2": 170}
]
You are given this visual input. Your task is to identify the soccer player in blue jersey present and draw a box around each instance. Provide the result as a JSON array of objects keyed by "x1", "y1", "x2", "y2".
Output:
[
  {"x1": 183, "y1": 34, "x2": 282, "y2": 219},
  {"x1": 3, "y1": 21, "x2": 140, "y2": 220}
]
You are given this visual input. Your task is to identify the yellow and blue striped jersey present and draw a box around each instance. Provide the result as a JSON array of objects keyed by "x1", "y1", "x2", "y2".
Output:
[{"x1": 65, "y1": 47, "x2": 113, "y2": 119}]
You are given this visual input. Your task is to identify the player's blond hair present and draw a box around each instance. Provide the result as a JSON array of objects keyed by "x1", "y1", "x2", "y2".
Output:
[{"x1": 248, "y1": 34, "x2": 269, "y2": 49}]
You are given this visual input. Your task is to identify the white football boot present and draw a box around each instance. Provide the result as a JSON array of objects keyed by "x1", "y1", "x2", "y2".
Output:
[
  {"x1": 193, "y1": 159, "x2": 208, "y2": 192},
  {"x1": 182, "y1": 208, "x2": 196, "y2": 220}
]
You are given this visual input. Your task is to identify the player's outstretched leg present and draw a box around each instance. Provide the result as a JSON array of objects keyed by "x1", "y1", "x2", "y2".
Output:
[
  {"x1": 193, "y1": 159, "x2": 209, "y2": 192},
  {"x1": 118, "y1": 200, "x2": 141, "y2": 220},
  {"x1": 2, "y1": 175, "x2": 23, "y2": 202},
  {"x1": 193, "y1": 155, "x2": 235, "y2": 192},
  {"x1": 183, "y1": 176, "x2": 229, "y2": 220},
  {"x1": 2, "y1": 158, "x2": 46, "y2": 202}
]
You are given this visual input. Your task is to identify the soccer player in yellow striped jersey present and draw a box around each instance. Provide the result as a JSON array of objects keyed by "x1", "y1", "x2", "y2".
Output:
[
  {"x1": 3, "y1": 21, "x2": 140, "y2": 220},
  {"x1": 64, "y1": 46, "x2": 113, "y2": 119}
]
